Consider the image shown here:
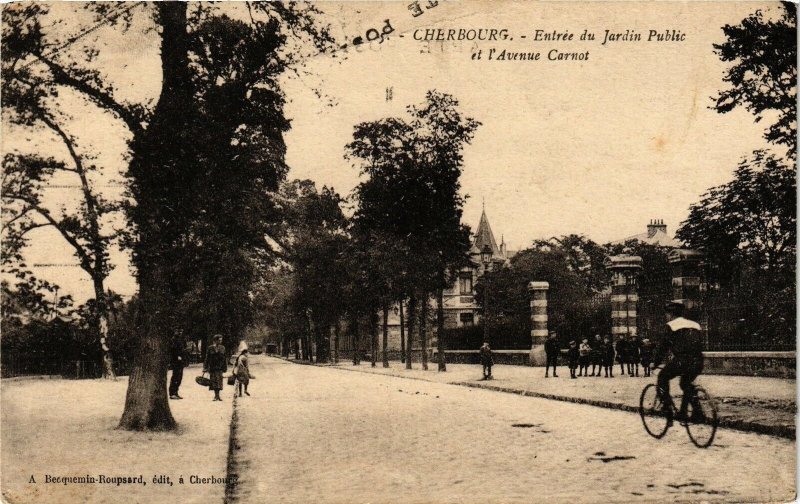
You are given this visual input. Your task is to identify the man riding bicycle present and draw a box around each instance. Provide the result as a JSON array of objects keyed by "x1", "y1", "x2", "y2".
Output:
[{"x1": 652, "y1": 301, "x2": 705, "y2": 426}]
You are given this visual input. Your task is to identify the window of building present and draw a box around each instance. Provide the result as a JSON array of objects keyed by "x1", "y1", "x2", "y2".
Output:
[
  {"x1": 459, "y1": 274, "x2": 473, "y2": 294},
  {"x1": 459, "y1": 312, "x2": 474, "y2": 326}
]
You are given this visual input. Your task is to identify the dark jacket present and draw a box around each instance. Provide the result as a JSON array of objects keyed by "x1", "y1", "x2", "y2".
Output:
[
  {"x1": 653, "y1": 318, "x2": 704, "y2": 366},
  {"x1": 590, "y1": 340, "x2": 604, "y2": 363},
  {"x1": 170, "y1": 341, "x2": 189, "y2": 370},
  {"x1": 567, "y1": 346, "x2": 579, "y2": 367},
  {"x1": 544, "y1": 338, "x2": 560, "y2": 356},
  {"x1": 205, "y1": 343, "x2": 228, "y2": 373},
  {"x1": 603, "y1": 342, "x2": 615, "y2": 366},
  {"x1": 639, "y1": 342, "x2": 653, "y2": 364},
  {"x1": 479, "y1": 346, "x2": 493, "y2": 366},
  {"x1": 615, "y1": 339, "x2": 628, "y2": 363},
  {"x1": 627, "y1": 339, "x2": 641, "y2": 363}
]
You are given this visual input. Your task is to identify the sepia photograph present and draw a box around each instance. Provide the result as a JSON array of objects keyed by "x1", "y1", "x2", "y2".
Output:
[{"x1": 1, "y1": 1, "x2": 797, "y2": 503}]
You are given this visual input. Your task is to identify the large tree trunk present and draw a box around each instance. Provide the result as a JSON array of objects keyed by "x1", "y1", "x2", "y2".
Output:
[
  {"x1": 399, "y1": 300, "x2": 405, "y2": 364},
  {"x1": 436, "y1": 287, "x2": 446, "y2": 372},
  {"x1": 119, "y1": 3, "x2": 190, "y2": 431},
  {"x1": 118, "y1": 277, "x2": 176, "y2": 431},
  {"x1": 406, "y1": 295, "x2": 416, "y2": 369},
  {"x1": 382, "y1": 304, "x2": 389, "y2": 368},
  {"x1": 419, "y1": 292, "x2": 429, "y2": 371}
]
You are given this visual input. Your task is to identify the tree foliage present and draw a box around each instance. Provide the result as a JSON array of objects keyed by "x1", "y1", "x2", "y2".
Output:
[{"x1": 712, "y1": 2, "x2": 797, "y2": 157}]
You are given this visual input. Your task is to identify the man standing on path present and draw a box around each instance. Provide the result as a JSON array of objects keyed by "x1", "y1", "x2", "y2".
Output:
[
  {"x1": 544, "y1": 331, "x2": 559, "y2": 378},
  {"x1": 169, "y1": 330, "x2": 188, "y2": 400},
  {"x1": 480, "y1": 341, "x2": 494, "y2": 380}
]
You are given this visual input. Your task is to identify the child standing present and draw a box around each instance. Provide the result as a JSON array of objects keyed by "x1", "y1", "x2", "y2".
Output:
[
  {"x1": 578, "y1": 339, "x2": 591, "y2": 377},
  {"x1": 628, "y1": 336, "x2": 641, "y2": 377},
  {"x1": 234, "y1": 348, "x2": 253, "y2": 397},
  {"x1": 602, "y1": 335, "x2": 615, "y2": 377},
  {"x1": 590, "y1": 334, "x2": 603, "y2": 377},
  {"x1": 640, "y1": 338, "x2": 653, "y2": 377},
  {"x1": 567, "y1": 340, "x2": 579, "y2": 379},
  {"x1": 615, "y1": 336, "x2": 628, "y2": 377}
]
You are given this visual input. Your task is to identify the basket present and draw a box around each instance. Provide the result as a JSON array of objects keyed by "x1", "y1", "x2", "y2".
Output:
[
  {"x1": 227, "y1": 374, "x2": 236, "y2": 386},
  {"x1": 195, "y1": 374, "x2": 211, "y2": 387}
]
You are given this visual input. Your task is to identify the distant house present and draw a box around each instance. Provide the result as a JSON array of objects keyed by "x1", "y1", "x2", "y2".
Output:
[
  {"x1": 334, "y1": 208, "x2": 511, "y2": 355},
  {"x1": 611, "y1": 219, "x2": 682, "y2": 248},
  {"x1": 442, "y1": 208, "x2": 510, "y2": 329}
]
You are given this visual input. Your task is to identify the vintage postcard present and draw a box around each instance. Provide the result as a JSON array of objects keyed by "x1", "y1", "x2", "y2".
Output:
[{"x1": 1, "y1": 1, "x2": 796, "y2": 503}]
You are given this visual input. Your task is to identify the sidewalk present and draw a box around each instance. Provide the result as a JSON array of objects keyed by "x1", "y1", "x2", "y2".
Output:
[
  {"x1": 297, "y1": 358, "x2": 796, "y2": 439},
  {"x1": 1, "y1": 364, "x2": 234, "y2": 504}
]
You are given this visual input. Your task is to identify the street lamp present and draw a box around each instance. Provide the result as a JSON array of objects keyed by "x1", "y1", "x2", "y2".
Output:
[{"x1": 481, "y1": 245, "x2": 492, "y2": 344}]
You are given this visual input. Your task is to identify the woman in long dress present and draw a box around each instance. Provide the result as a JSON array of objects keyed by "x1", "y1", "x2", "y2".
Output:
[{"x1": 204, "y1": 334, "x2": 227, "y2": 401}]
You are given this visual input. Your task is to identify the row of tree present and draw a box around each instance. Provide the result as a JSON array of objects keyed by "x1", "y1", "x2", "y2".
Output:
[{"x1": 259, "y1": 91, "x2": 480, "y2": 373}]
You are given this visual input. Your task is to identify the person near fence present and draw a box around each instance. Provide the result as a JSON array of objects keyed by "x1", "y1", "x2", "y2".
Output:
[
  {"x1": 640, "y1": 338, "x2": 653, "y2": 377},
  {"x1": 479, "y1": 341, "x2": 494, "y2": 380},
  {"x1": 234, "y1": 348, "x2": 253, "y2": 397},
  {"x1": 615, "y1": 336, "x2": 628, "y2": 377},
  {"x1": 204, "y1": 334, "x2": 227, "y2": 401},
  {"x1": 653, "y1": 301, "x2": 705, "y2": 426},
  {"x1": 627, "y1": 335, "x2": 641, "y2": 377},
  {"x1": 578, "y1": 338, "x2": 591, "y2": 377},
  {"x1": 590, "y1": 334, "x2": 603, "y2": 377},
  {"x1": 567, "y1": 340, "x2": 579, "y2": 379},
  {"x1": 169, "y1": 330, "x2": 188, "y2": 400},
  {"x1": 544, "y1": 331, "x2": 559, "y2": 378},
  {"x1": 602, "y1": 335, "x2": 615, "y2": 377}
]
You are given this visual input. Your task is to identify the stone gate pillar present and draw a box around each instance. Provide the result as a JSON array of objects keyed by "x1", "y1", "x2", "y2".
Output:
[
  {"x1": 528, "y1": 281, "x2": 549, "y2": 366},
  {"x1": 605, "y1": 256, "x2": 642, "y2": 338},
  {"x1": 668, "y1": 249, "x2": 707, "y2": 341},
  {"x1": 668, "y1": 249, "x2": 703, "y2": 313}
]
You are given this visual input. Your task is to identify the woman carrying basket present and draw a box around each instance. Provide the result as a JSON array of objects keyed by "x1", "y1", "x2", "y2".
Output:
[{"x1": 204, "y1": 334, "x2": 227, "y2": 401}]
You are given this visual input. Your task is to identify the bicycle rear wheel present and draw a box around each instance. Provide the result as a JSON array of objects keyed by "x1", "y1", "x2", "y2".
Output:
[
  {"x1": 684, "y1": 387, "x2": 719, "y2": 448},
  {"x1": 640, "y1": 384, "x2": 670, "y2": 439}
]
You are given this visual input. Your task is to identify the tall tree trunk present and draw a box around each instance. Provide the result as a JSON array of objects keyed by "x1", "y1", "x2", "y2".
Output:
[
  {"x1": 406, "y1": 295, "x2": 416, "y2": 369},
  {"x1": 370, "y1": 311, "x2": 377, "y2": 368},
  {"x1": 419, "y1": 292, "x2": 429, "y2": 371},
  {"x1": 382, "y1": 304, "x2": 390, "y2": 368},
  {"x1": 333, "y1": 321, "x2": 340, "y2": 364},
  {"x1": 315, "y1": 325, "x2": 328, "y2": 364},
  {"x1": 119, "y1": 2, "x2": 189, "y2": 431},
  {"x1": 352, "y1": 313, "x2": 361, "y2": 365},
  {"x1": 399, "y1": 300, "x2": 406, "y2": 364},
  {"x1": 437, "y1": 286, "x2": 446, "y2": 372},
  {"x1": 118, "y1": 274, "x2": 176, "y2": 431},
  {"x1": 94, "y1": 283, "x2": 116, "y2": 380}
]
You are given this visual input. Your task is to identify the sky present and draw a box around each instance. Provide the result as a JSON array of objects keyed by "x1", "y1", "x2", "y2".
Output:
[{"x1": 2, "y1": 1, "x2": 780, "y2": 303}]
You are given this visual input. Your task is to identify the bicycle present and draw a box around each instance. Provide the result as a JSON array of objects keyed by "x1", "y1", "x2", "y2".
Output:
[{"x1": 639, "y1": 368, "x2": 719, "y2": 448}]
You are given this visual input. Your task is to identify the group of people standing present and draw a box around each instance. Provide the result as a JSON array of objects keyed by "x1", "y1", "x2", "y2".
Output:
[
  {"x1": 169, "y1": 332, "x2": 254, "y2": 402},
  {"x1": 544, "y1": 331, "x2": 653, "y2": 379}
]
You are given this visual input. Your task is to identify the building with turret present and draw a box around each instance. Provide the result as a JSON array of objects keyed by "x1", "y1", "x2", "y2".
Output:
[{"x1": 441, "y1": 208, "x2": 510, "y2": 328}]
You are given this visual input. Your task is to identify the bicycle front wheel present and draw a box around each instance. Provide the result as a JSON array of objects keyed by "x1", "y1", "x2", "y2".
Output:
[
  {"x1": 684, "y1": 387, "x2": 719, "y2": 448},
  {"x1": 640, "y1": 383, "x2": 670, "y2": 439}
]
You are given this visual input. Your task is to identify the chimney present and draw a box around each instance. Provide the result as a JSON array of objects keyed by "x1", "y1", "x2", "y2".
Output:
[{"x1": 647, "y1": 219, "x2": 667, "y2": 238}]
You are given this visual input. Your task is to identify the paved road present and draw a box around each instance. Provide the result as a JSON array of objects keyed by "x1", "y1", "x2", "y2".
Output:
[{"x1": 230, "y1": 356, "x2": 795, "y2": 504}]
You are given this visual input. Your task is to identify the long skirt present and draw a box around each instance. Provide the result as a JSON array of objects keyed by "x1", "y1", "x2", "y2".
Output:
[{"x1": 209, "y1": 371, "x2": 224, "y2": 391}]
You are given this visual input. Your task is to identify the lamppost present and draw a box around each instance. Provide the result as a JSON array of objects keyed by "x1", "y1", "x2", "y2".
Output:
[{"x1": 481, "y1": 244, "x2": 492, "y2": 344}]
